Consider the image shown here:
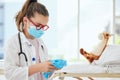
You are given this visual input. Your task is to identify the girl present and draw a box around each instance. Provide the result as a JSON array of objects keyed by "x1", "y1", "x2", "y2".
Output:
[{"x1": 4, "y1": 0, "x2": 56, "y2": 80}]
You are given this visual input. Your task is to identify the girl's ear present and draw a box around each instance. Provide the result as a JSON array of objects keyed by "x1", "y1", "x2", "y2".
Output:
[
  {"x1": 22, "y1": 17, "x2": 29, "y2": 31},
  {"x1": 23, "y1": 17, "x2": 28, "y2": 25}
]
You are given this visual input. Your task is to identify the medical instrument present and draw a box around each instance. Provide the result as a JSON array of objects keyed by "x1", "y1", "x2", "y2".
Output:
[
  {"x1": 43, "y1": 59, "x2": 67, "y2": 79},
  {"x1": 18, "y1": 32, "x2": 28, "y2": 65},
  {"x1": 18, "y1": 32, "x2": 44, "y2": 65}
]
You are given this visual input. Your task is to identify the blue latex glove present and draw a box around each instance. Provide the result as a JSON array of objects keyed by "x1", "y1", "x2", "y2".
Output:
[
  {"x1": 43, "y1": 59, "x2": 67, "y2": 79},
  {"x1": 51, "y1": 59, "x2": 67, "y2": 69}
]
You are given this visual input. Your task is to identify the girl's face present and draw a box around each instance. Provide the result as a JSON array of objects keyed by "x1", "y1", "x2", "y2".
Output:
[{"x1": 23, "y1": 12, "x2": 49, "y2": 39}]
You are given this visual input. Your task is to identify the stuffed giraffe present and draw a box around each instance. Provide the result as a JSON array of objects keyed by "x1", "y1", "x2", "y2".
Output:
[{"x1": 80, "y1": 32, "x2": 112, "y2": 63}]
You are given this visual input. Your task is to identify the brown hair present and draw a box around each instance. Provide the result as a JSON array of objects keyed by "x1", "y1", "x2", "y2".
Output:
[{"x1": 15, "y1": 0, "x2": 49, "y2": 31}]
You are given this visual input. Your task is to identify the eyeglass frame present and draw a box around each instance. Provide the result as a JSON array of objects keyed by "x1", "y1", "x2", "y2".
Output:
[{"x1": 28, "y1": 18, "x2": 49, "y2": 31}]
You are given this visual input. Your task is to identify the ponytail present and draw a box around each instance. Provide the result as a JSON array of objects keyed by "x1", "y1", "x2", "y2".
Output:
[{"x1": 15, "y1": 0, "x2": 37, "y2": 31}]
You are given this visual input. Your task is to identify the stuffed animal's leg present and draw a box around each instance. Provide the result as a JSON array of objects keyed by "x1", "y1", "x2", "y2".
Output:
[{"x1": 80, "y1": 48, "x2": 99, "y2": 63}]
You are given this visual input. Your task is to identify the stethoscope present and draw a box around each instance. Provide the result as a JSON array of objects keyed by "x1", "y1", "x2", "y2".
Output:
[{"x1": 18, "y1": 32, "x2": 44, "y2": 65}]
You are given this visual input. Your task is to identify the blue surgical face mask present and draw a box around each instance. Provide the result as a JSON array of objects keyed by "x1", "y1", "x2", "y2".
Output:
[{"x1": 28, "y1": 26, "x2": 44, "y2": 38}]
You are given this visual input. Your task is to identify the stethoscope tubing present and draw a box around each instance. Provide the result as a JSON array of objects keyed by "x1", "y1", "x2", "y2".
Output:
[
  {"x1": 18, "y1": 32, "x2": 28, "y2": 64},
  {"x1": 18, "y1": 32, "x2": 44, "y2": 65}
]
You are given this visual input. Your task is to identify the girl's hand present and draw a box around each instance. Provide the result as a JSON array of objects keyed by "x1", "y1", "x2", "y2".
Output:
[{"x1": 38, "y1": 61, "x2": 56, "y2": 72}]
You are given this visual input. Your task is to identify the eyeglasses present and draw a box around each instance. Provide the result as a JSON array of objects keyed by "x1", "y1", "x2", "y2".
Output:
[{"x1": 28, "y1": 18, "x2": 49, "y2": 31}]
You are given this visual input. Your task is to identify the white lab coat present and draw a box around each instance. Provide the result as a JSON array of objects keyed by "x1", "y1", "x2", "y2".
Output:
[{"x1": 4, "y1": 32, "x2": 48, "y2": 80}]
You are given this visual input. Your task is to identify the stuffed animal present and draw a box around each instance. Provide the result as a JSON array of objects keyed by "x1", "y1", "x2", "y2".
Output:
[{"x1": 80, "y1": 32, "x2": 112, "y2": 63}]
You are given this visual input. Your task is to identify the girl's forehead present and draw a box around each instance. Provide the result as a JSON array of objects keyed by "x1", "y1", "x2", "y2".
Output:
[{"x1": 31, "y1": 13, "x2": 49, "y2": 25}]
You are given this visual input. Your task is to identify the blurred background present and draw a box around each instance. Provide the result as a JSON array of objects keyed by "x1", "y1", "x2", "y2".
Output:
[
  {"x1": 0, "y1": 0, "x2": 120, "y2": 63},
  {"x1": 0, "y1": 0, "x2": 120, "y2": 80}
]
